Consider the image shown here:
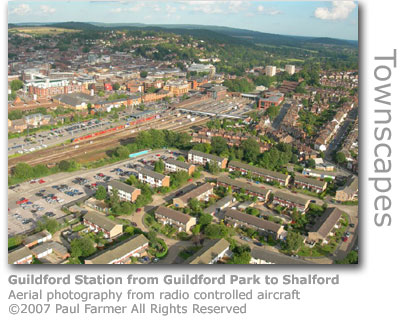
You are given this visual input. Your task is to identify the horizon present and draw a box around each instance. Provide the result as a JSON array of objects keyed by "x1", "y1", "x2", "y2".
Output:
[
  {"x1": 8, "y1": 1, "x2": 358, "y2": 41},
  {"x1": 8, "y1": 21, "x2": 358, "y2": 42}
]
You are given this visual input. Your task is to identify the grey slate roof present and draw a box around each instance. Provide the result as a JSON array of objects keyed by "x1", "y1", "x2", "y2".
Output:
[
  {"x1": 204, "y1": 195, "x2": 234, "y2": 214},
  {"x1": 155, "y1": 206, "x2": 192, "y2": 225},
  {"x1": 164, "y1": 158, "x2": 193, "y2": 170},
  {"x1": 137, "y1": 167, "x2": 167, "y2": 180},
  {"x1": 251, "y1": 247, "x2": 314, "y2": 265},
  {"x1": 85, "y1": 235, "x2": 149, "y2": 264},
  {"x1": 8, "y1": 246, "x2": 32, "y2": 264},
  {"x1": 228, "y1": 161, "x2": 290, "y2": 181},
  {"x1": 224, "y1": 209, "x2": 282, "y2": 233},
  {"x1": 175, "y1": 183, "x2": 213, "y2": 204},
  {"x1": 273, "y1": 191, "x2": 310, "y2": 206},
  {"x1": 83, "y1": 211, "x2": 120, "y2": 232},
  {"x1": 294, "y1": 175, "x2": 327, "y2": 187},
  {"x1": 108, "y1": 180, "x2": 138, "y2": 194},
  {"x1": 23, "y1": 230, "x2": 51, "y2": 245},
  {"x1": 184, "y1": 239, "x2": 230, "y2": 264},
  {"x1": 217, "y1": 176, "x2": 270, "y2": 197},
  {"x1": 309, "y1": 207, "x2": 343, "y2": 238}
]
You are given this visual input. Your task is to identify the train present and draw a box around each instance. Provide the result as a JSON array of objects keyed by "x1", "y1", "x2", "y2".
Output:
[{"x1": 71, "y1": 113, "x2": 159, "y2": 143}]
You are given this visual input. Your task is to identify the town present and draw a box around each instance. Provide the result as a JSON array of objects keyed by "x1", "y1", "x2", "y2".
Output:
[{"x1": 8, "y1": 20, "x2": 358, "y2": 265}]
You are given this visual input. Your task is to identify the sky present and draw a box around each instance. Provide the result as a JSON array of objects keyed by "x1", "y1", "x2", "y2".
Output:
[{"x1": 7, "y1": 1, "x2": 358, "y2": 40}]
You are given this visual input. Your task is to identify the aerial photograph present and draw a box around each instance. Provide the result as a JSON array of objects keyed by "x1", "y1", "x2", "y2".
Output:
[{"x1": 7, "y1": 1, "x2": 358, "y2": 265}]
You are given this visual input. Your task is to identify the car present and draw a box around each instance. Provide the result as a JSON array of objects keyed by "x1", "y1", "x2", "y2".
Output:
[
  {"x1": 254, "y1": 242, "x2": 263, "y2": 247},
  {"x1": 136, "y1": 208, "x2": 142, "y2": 212},
  {"x1": 38, "y1": 179, "x2": 46, "y2": 184},
  {"x1": 45, "y1": 212, "x2": 56, "y2": 217},
  {"x1": 342, "y1": 237, "x2": 348, "y2": 242},
  {"x1": 349, "y1": 223, "x2": 355, "y2": 227},
  {"x1": 152, "y1": 257, "x2": 159, "y2": 263},
  {"x1": 310, "y1": 200, "x2": 316, "y2": 203},
  {"x1": 345, "y1": 232, "x2": 351, "y2": 237},
  {"x1": 240, "y1": 236, "x2": 251, "y2": 242},
  {"x1": 16, "y1": 198, "x2": 28, "y2": 205},
  {"x1": 291, "y1": 190, "x2": 297, "y2": 194}
]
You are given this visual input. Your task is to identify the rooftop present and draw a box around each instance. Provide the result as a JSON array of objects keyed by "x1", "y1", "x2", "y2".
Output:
[
  {"x1": 155, "y1": 206, "x2": 194, "y2": 225},
  {"x1": 185, "y1": 239, "x2": 230, "y2": 264},
  {"x1": 217, "y1": 176, "x2": 270, "y2": 197},
  {"x1": 224, "y1": 208, "x2": 282, "y2": 233},
  {"x1": 83, "y1": 211, "x2": 121, "y2": 232}
]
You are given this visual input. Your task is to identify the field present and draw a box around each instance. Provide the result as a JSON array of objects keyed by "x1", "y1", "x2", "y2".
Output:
[{"x1": 8, "y1": 27, "x2": 80, "y2": 35}]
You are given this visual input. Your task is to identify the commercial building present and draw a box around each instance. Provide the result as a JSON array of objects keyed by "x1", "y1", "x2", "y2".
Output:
[
  {"x1": 173, "y1": 183, "x2": 214, "y2": 208},
  {"x1": 265, "y1": 65, "x2": 276, "y2": 77},
  {"x1": 107, "y1": 180, "x2": 141, "y2": 202},
  {"x1": 84, "y1": 235, "x2": 149, "y2": 264},
  {"x1": 308, "y1": 207, "x2": 343, "y2": 244},
  {"x1": 228, "y1": 161, "x2": 291, "y2": 186},
  {"x1": 258, "y1": 91, "x2": 284, "y2": 108},
  {"x1": 272, "y1": 191, "x2": 310, "y2": 213},
  {"x1": 188, "y1": 150, "x2": 228, "y2": 169},
  {"x1": 217, "y1": 176, "x2": 271, "y2": 202},
  {"x1": 136, "y1": 167, "x2": 170, "y2": 188},
  {"x1": 184, "y1": 239, "x2": 230, "y2": 264},
  {"x1": 294, "y1": 176, "x2": 328, "y2": 193},
  {"x1": 164, "y1": 158, "x2": 195, "y2": 175},
  {"x1": 224, "y1": 209, "x2": 285, "y2": 239},
  {"x1": 83, "y1": 211, "x2": 123, "y2": 239},
  {"x1": 155, "y1": 206, "x2": 196, "y2": 232},
  {"x1": 285, "y1": 64, "x2": 296, "y2": 75}
]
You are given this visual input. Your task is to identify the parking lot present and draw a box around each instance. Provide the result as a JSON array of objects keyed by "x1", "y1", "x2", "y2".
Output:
[{"x1": 8, "y1": 149, "x2": 180, "y2": 236}]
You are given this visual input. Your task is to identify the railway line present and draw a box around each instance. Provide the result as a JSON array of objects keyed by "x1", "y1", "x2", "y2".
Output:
[{"x1": 8, "y1": 113, "x2": 209, "y2": 170}]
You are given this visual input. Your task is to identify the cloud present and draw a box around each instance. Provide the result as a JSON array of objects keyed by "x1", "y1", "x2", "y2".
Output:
[
  {"x1": 257, "y1": 5, "x2": 264, "y2": 12},
  {"x1": 255, "y1": 4, "x2": 280, "y2": 16},
  {"x1": 10, "y1": 4, "x2": 31, "y2": 16},
  {"x1": 110, "y1": 2, "x2": 144, "y2": 13},
  {"x1": 40, "y1": 5, "x2": 56, "y2": 14},
  {"x1": 314, "y1": 1, "x2": 356, "y2": 20}
]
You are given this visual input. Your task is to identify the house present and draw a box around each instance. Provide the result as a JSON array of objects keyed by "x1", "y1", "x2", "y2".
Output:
[
  {"x1": 155, "y1": 206, "x2": 196, "y2": 232},
  {"x1": 23, "y1": 230, "x2": 52, "y2": 248},
  {"x1": 217, "y1": 176, "x2": 271, "y2": 202},
  {"x1": 224, "y1": 209, "x2": 285, "y2": 239},
  {"x1": 107, "y1": 180, "x2": 141, "y2": 202},
  {"x1": 184, "y1": 239, "x2": 230, "y2": 264},
  {"x1": 188, "y1": 150, "x2": 228, "y2": 169},
  {"x1": 8, "y1": 246, "x2": 33, "y2": 264},
  {"x1": 250, "y1": 247, "x2": 313, "y2": 265},
  {"x1": 164, "y1": 158, "x2": 195, "y2": 175},
  {"x1": 228, "y1": 161, "x2": 290, "y2": 186},
  {"x1": 84, "y1": 235, "x2": 149, "y2": 264},
  {"x1": 173, "y1": 183, "x2": 214, "y2": 208},
  {"x1": 272, "y1": 191, "x2": 310, "y2": 213},
  {"x1": 136, "y1": 167, "x2": 170, "y2": 188},
  {"x1": 204, "y1": 195, "x2": 234, "y2": 215},
  {"x1": 83, "y1": 211, "x2": 123, "y2": 239},
  {"x1": 308, "y1": 207, "x2": 343, "y2": 244},
  {"x1": 294, "y1": 176, "x2": 328, "y2": 193},
  {"x1": 335, "y1": 175, "x2": 358, "y2": 202}
]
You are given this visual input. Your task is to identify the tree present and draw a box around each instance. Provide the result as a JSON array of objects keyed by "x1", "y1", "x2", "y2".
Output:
[
  {"x1": 207, "y1": 161, "x2": 220, "y2": 175},
  {"x1": 70, "y1": 238, "x2": 96, "y2": 258},
  {"x1": 240, "y1": 138, "x2": 260, "y2": 163},
  {"x1": 140, "y1": 71, "x2": 148, "y2": 78},
  {"x1": 204, "y1": 224, "x2": 229, "y2": 239},
  {"x1": 8, "y1": 110, "x2": 23, "y2": 120},
  {"x1": 95, "y1": 186, "x2": 107, "y2": 200},
  {"x1": 198, "y1": 214, "x2": 213, "y2": 226},
  {"x1": 176, "y1": 155, "x2": 186, "y2": 162},
  {"x1": 10, "y1": 79, "x2": 23, "y2": 91},
  {"x1": 113, "y1": 83, "x2": 120, "y2": 91},
  {"x1": 285, "y1": 231, "x2": 304, "y2": 253},
  {"x1": 306, "y1": 159, "x2": 316, "y2": 169},
  {"x1": 115, "y1": 146, "x2": 129, "y2": 159},
  {"x1": 12, "y1": 162, "x2": 33, "y2": 180},
  {"x1": 154, "y1": 159, "x2": 165, "y2": 173},
  {"x1": 211, "y1": 136, "x2": 228, "y2": 155},
  {"x1": 58, "y1": 160, "x2": 77, "y2": 172},
  {"x1": 335, "y1": 152, "x2": 347, "y2": 164}
]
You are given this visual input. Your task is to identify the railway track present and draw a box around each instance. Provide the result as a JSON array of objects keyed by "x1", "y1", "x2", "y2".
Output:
[{"x1": 8, "y1": 115, "x2": 209, "y2": 170}]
